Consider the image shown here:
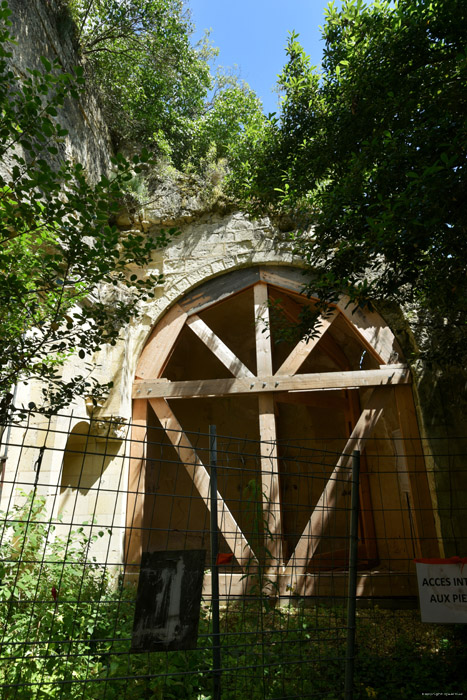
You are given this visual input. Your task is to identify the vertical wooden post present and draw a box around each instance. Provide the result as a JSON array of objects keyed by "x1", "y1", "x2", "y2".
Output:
[
  {"x1": 209, "y1": 426, "x2": 221, "y2": 700},
  {"x1": 124, "y1": 398, "x2": 148, "y2": 576},
  {"x1": 254, "y1": 283, "x2": 283, "y2": 567}
]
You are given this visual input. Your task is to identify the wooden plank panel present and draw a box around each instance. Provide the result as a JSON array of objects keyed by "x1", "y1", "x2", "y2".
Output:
[
  {"x1": 268, "y1": 286, "x2": 306, "y2": 326},
  {"x1": 258, "y1": 394, "x2": 283, "y2": 565},
  {"x1": 135, "y1": 304, "x2": 187, "y2": 379},
  {"x1": 148, "y1": 398, "x2": 255, "y2": 569},
  {"x1": 124, "y1": 399, "x2": 148, "y2": 573},
  {"x1": 268, "y1": 287, "x2": 350, "y2": 370},
  {"x1": 394, "y1": 385, "x2": 441, "y2": 557},
  {"x1": 275, "y1": 391, "x2": 347, "y2": 410},
  {"x1": 281, "y1": 387, "x2": 390, "y2": 594},
  {"x1": 133, "y1": 367, "x2": 411, "y2": 399},
  {"x1": 275, "y1": 310, "x2": 338, "y2": 376},
  {"x1": 254, "y1": 282, "x2": 273, "y2": 376},
  {"x1": 319, "y1": 332, "x2": 351, "y2": 370},
  {"x1": 262, "y1": 266, "x2": 401, "y2": 365},
  {"x1": 186, "y1": 315, "x2": 254, "y2": 378},
  {"x1": 346, "y1": 390, "x2": 378, "y2": 562},
  {"x1": 179, "y1": 267, "x2": 261, "y2": 316},
  {"x1": 391, "y1": 425, "x2": 423, "y2": 559}
]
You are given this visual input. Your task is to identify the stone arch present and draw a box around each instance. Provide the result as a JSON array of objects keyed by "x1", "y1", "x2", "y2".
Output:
[{"x1": 126, "y1": 265, "x2": 440, "y2": 595}]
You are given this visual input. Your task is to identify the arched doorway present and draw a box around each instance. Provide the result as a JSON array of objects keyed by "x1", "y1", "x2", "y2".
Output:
[{"x1": 126, "y1": 266, "x2": 439, "y2": 596}]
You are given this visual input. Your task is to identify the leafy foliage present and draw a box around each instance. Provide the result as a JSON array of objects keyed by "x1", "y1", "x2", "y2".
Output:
[
  {"x1": 1, "y1": 494, "x2": 465, "y2": 699},
  {"x1": 68, "y1": 0, "x2": 209, "y2": 161},
  {"x1": 228, "y1": 0, "x2": 467, "y2": 361},
  {"x1": 0, "y1": 2, "x2": 173, "y2": 418},
  {"x1": 188, "y1": 69, "x2": 266, "y2": 167},
  {"x1": 67, "y1": 0, "x2": 265, "y2": 169},
  {"x1": 0, "y1": 492, "x2": 124, "y2": 698}
]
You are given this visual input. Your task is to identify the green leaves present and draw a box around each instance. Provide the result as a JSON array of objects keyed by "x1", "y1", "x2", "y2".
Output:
[
  {"x1": 66, "y1": 0, "x2": 263, "y2": 171},
  {"x1": 0, "y1": 493, "x2": 125, "y2": 698},
  {"x1": 0, "y1": 3, "x2": 172, "y2": 418},
  {"x1": 230, "y1": 0, "x2": 467, "y2": 364},
  {"x1": 67, "y1": 0, "x2": 208, "y2": 163}
]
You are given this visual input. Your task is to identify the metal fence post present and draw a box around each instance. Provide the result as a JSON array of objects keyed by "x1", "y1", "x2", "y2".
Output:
[
  {"x1": 209, "y1": 425, "x2": 221, "y2": 700},
  {"x1": 345, "y1": 449, "x2": 360, "y2": 700}
]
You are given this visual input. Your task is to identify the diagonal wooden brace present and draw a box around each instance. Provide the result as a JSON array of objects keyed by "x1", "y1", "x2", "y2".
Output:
[
  {"x1": 187, "y1": 314, "x2": 254, "y2": 378},
  {"x1": 275, "y1": 310, "x2": 338, "y2": 376},
  {"x1": 149, "y1": 398, "x2": 256, "y2": 570},
  {"x1": 281, "y1": 386, "x2": 390, "y2": 594}
]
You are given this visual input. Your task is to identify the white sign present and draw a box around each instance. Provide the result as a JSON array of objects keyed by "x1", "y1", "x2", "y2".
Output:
[{"x1": 415, "y1": 558, "x2": 467, "y2": 623}]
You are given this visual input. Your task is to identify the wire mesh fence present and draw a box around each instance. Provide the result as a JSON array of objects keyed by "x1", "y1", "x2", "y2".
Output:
[{"x1": 0, "y1": 412, "x2": 466, "y2": 699}]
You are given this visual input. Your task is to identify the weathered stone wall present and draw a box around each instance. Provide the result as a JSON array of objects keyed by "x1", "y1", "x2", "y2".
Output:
[
  {"x1": 7, "y1": 0, "x2": 112, "y2": 179},
  {"x1": 94, "y1": 198, "x2": 301, "y2": 421}
]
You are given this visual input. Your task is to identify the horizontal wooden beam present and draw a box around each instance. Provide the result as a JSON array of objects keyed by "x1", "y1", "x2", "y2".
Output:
[{"x1": 133, "y1": 367, "x2": 410, "y2": 399}]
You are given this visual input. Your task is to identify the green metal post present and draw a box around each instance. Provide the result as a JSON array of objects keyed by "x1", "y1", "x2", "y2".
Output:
[
  {"x1": 209, "y1": 425, "x2": 221, "y2": 700},
  {"x1": 344, "y1": 450, "x2": 360, "y2": 700}
]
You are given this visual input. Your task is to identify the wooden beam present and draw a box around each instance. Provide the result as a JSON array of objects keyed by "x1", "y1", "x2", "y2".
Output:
[
  {"x1": 254, "y1": 283, "x2": 283, "y2": 565},
  {"x1": 180, "y1": 267, "x2": 261, "y2": 316},
  {"x1": 133, "y1": 367, "x2": 411, "y2": 399},
  {"x1": 259, "y1": 267, "x2": 307, "y2": 295},
  {"x1": 275, "y1": 310, "x2": 338, "y2": 376},
  {"x1": 124, "y1": 399, "x2": 147, "y2": 573},
  {"x1": 186, "y1": 314, "x2": 254, "y2": 378},
  {"x1": 254, "y1": 283, "x2": 273, "y2": 376},
  {"x1": 258, "y1": 394, "x2": 283, "y2": 565},
  {"x1": 135, "y1": 304, "x2": 187, "y2": 379},
  {"x1": 148, "y1": 398, "x2": 255, "y2": 569},
  {"x1": 337, "y1": 296, "x2": 401, "y2": 365},
  {"x1": 281, "y1": 387, "x2": 390, "y2": 594}
]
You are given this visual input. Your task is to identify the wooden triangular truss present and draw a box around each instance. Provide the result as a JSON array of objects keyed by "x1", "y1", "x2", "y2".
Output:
[{"x1": 126, "y1": 270, "x2": 439, "y2": 587}]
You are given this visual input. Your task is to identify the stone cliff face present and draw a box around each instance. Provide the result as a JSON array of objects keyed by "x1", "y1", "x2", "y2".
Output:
[{"x1": 7, "y1": 0, "x2": 112, "y2": 181}]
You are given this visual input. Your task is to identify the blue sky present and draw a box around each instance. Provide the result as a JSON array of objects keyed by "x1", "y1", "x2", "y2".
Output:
[{"x1": 186, "y1": 0, "x2": 339, "y2": 115}]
